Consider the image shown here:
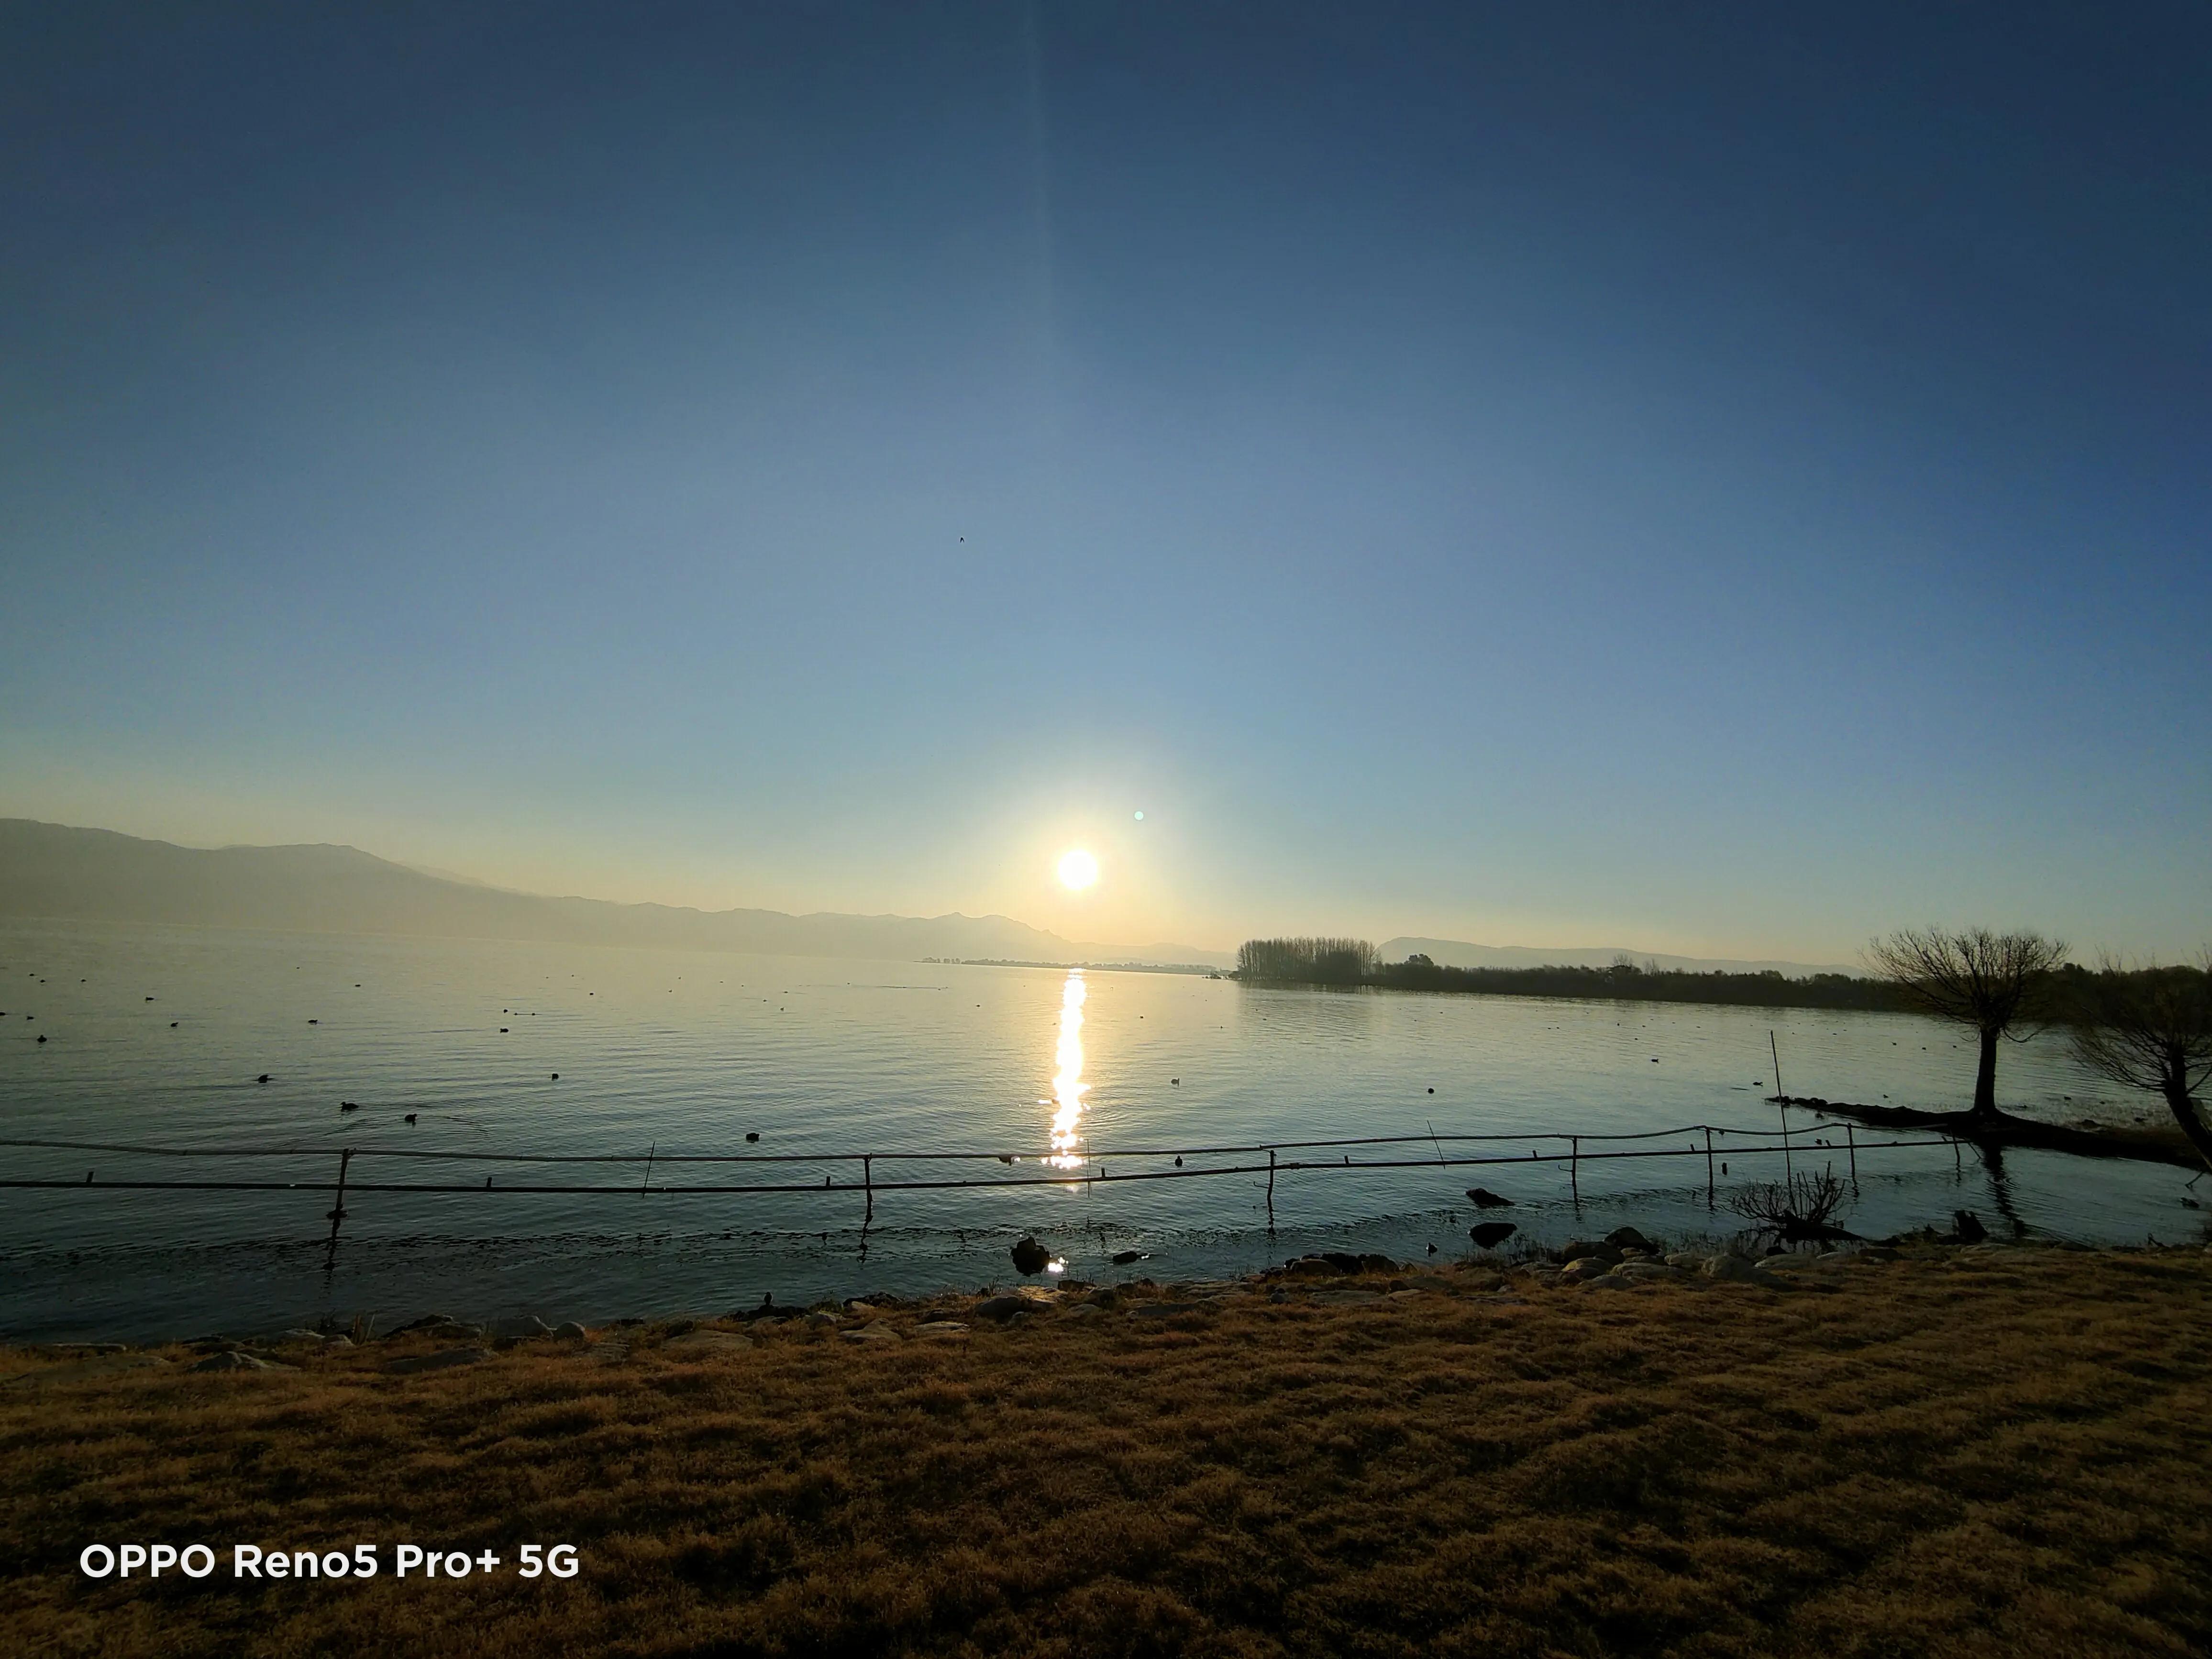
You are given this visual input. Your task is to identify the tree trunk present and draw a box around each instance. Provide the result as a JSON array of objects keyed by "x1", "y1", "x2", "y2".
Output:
[
  {"x1": 1971, "y1": 1028, "x2": 2000, "y2": 1118},
  {"x1": 2162, "y1": 1084, "x2": 2212, "y2": 1176}
]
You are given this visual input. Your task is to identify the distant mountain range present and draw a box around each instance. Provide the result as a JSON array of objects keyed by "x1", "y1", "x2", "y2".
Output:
[
  {"x1": 1378, "y1": 936, "x2": 1859, "y2": 979},
  {"x1": 0, "y1": 820, "x2": 1232, "y2": 967},
  {"x1": 0, "y1": 820, "x2": 1858, "y2": 977}
]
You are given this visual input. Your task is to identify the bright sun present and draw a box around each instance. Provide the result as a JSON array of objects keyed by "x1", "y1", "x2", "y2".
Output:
[{"x1": 1057, "y1": 848, "x2": 1099, "y2": 891}]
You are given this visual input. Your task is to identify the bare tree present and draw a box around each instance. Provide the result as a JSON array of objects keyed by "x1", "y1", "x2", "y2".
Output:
[
  {"x1": 1866, "y1": 927, "x2": 2068, "y2": 1119},
  {"x1": 2066, "y1": 954, "x2": 2212, "y2": 1173}
]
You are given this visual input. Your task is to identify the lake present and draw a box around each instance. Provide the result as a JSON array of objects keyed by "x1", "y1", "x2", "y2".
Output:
[{"x1": 0, "y1": 919, "x2": 2200, "y2": 1340}]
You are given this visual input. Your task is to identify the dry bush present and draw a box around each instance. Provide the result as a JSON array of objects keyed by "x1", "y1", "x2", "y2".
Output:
[{"x1": 1727, "y1": 1168, "x2": 1855, "y2": 1244}]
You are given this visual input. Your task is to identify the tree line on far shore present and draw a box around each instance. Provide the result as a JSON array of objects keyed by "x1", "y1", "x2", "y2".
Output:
[
  {"x1": 1232, "y1": 937, "x2": 1912, "y2": 1011},
  {"x1": 1235, "y1": 928, "x2": 2212, "y2": 1172}
]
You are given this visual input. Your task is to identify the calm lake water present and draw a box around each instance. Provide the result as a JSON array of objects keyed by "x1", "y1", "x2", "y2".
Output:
[{"x1": 1, "y1": 920, "x2": 2201, "y2": 1340}]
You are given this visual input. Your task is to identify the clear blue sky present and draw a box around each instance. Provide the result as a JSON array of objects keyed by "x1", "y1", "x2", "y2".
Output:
[{"x1": 2, "y1": 2, "x2": 2206, "y2": 960}]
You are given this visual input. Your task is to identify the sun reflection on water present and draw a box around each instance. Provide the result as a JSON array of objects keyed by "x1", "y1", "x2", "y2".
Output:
[{"x1": 1046, "y1": 971, "x2": 1087, "y2": 1168}]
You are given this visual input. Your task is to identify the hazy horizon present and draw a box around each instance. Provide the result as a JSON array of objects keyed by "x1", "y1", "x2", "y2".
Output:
[{"x1": 4, "y1": 5, "x2": 2206, "y2": 963}]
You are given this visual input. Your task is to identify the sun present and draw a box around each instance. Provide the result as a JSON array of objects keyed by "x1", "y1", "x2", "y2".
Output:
[{"x1": 1056, "y1": 848, "x2": 1099, "y2": 891}]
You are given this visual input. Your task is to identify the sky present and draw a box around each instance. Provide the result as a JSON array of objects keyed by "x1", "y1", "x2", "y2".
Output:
[{"x1": 2, "y1": 2, "x2": 2207, "y2": 962}]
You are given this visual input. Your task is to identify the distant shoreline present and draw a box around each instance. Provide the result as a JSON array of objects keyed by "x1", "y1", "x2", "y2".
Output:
[
  {"x1": 924, "y1": 958, "x2": 1221, "y2": 976},
  {"x1": 1235, "y1": 958, "x2": 1913, "y2": 1013}
]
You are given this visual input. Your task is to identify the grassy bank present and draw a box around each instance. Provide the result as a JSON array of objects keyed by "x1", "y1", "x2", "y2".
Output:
[{"x1": 5, "y1": 1245, "x2": 2210, "y2": 1657}]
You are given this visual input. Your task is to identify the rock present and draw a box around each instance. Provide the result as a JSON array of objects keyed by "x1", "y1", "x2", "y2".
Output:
[
  {"x1": 664, "y1": 1330, "x2": 753, "y2": 1355},
  {"x1": 1583, "y1": 1272, "x2": 1635, "y2": 1290},
  {"x1": 386, "y1": 1347, "x2": 487, "y2": 1374},
  {"x1": 973, "y1": 1295, "x2": 1028, "y2": 1322},
  {"x1": 1469, "y1": 1222, "x2": 1518, "y2": 1250},
  {"x1": 840, "y1": 1325, "x2": 899, "y2": 1344},
  {"x1": 1010, "y1": 1236, "x2": 1051, "y2": 1276},
  {"x1": 1559, "y1": 1257, "x2": 1615, "y2": 1283},
  {"x1": 1063, "y1": 1303, "x2": 1101, "y2": 1319},
  {"x1": 487, "y1": 1315, "x2": 553, "y2": 1340},
  {"x1": 915, "y1": 1321, "x2": 969, "y2": 1336},
  {"x1": 192, "y1": 1351, "x2": 289, "y2": 1372},
  {"x1": 553, "y1": 1322, "x2": 589, "y2": 1340},
  {"x1": 1664, "y1": 1252, "x2": 1705, "y2": 1270},
  {"x1": 1110, "y1": 1249, "x2": 1148, "y2": 1266},
  {"x1": 1950, "y1": 1210, "x2": 1989, "y2": 1245},
  {"x1": 1559, "y1": 1240, "x2": 1622, "y2": 1267},
  {"x1": 1605, "y1": 1226, "x2": 1656, "y2": 1252},
  {"x1": 1318, "y1": 1251, "x2": 1365, "y2": 1274},
  {"x1": 1703, "y1": 1255, "x2": 1763, "y2": 1283},
  {"x1": 803, "y1": 1311, "x2": 841, "y2": 1328},
  {"x1": 1465, "y1": 1187, "x2": 1514, "y2": 1208}
]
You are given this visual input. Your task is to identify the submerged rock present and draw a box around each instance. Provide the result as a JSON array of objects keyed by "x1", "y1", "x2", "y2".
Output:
[
  {"x1": 1470, "y1": 1222, "x2": 1518, "y2": 1250},
  {"x1": 1010, "y1": 1237, "x2": 1051, "y2": 1276}
]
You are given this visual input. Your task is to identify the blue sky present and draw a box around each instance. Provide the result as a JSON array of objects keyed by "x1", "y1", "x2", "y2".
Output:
[{"x1": 2, "y1": 2, "x2": 2206, "y2": 960}]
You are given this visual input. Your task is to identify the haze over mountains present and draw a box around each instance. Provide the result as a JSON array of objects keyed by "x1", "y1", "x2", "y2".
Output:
[{"x1": 0, "y1": 820, "x2": 1857, "y2": 976}]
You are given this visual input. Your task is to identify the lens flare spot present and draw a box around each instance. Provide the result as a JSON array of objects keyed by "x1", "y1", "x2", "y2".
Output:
[{"x1": 1057, "y1": 848, "x2": 1099, "y2": 890}]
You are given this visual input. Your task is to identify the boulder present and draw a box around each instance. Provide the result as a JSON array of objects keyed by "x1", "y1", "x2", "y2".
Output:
[
  {"x1": 487, "y1": 1315, "x2": 553, "y2": 1340},
  {"x1": 1703, "y1": 1255, "x2": 1762, "y2": 1283},
  {"x1": 802, "y1": 1311, "x2": 841, "y2": 1328},
  {"x1": 973, "y1": 1295, "x2": 1029, "y2": 1322},
  {"x1": 1010, "y1": 1236, "x2": 1051, "y2": 1276},
  {"x1": 1321, "y1": 1251, "x2": 1366, "y2": 1274},
  {"x1": 1559, "y1": 1240, "x2": 1622, "y2": 1267},
  {"x1": 1469, "y1": 1222, "x2": 1518, "y2": 1250},
  {"x1": 1949, "y1": 1210, "x2": 1989, "y2": 1245},
  {"x1": 1465, "y1": 1187, "x2": 1514, "y2": 1208},
  {"x1": 1110, "y1": 1249, "x2": 1148, "y2": 1266},
  {"x1": 1605, "y1": 1227, "x2": 1656, "y2": 1252},
  {"x1": 553, "y1": 1322, "x2": 589, "y2": 1340},
  {"x1": 1358, "y1": 1253, "x2": 1398, "y2": 1273},
  {"x1": 916, "y1": 1321, "x2": 969, "y2": 1336},
  {"x1": 840, "y1": 1325, "x2": 899, "y2": 1344}
]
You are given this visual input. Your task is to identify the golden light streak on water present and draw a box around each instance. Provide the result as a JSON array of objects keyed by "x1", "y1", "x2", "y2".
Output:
[{"x1": 1046, "y1": 970, "x2": 1087, "y2": 1168}]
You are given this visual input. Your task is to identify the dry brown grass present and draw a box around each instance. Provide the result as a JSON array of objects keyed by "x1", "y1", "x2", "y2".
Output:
[{"x1": 4, "y1": 1247, "x2": 2209, "y2": 1658}]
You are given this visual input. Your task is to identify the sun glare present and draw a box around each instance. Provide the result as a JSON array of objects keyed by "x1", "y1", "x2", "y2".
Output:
[{"x1": 1057, "y1": 848, "x2": 1099, "y2": 890}]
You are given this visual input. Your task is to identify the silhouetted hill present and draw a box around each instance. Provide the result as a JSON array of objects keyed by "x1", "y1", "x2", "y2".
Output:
[{"x1": 0, "y1": 820, "x2": 1232, "y2": 965}]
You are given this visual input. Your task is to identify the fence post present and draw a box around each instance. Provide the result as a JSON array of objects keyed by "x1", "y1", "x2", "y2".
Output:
[
  {"x1": 641, "y1": 1143, "x2": 655, "y2": 1195},
  {"x1": 325, "y1": 1148, "x2": 353, "y2": 1256},
  {"x1": 1266, "y1": 1148, "x2": 1276, "y2": 1230},
  {"x1": 1703, "y1": 1128, "x2": 1715, "y2": 1208},
  {"x1": 1846, "y1": 1124, "x2": 1858, "y2": 1191},
  {"x1": 863, "y1": 1155, "x2": 874, "y2": 1228},
  {"x1": 1570, "y1": 1136, "x2": 1580, "y2": 1207}
]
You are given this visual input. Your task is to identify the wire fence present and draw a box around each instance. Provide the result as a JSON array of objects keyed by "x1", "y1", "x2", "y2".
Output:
[{"x1": 0, "y1": 1116, "x2": 1959, "y2": 1248}]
